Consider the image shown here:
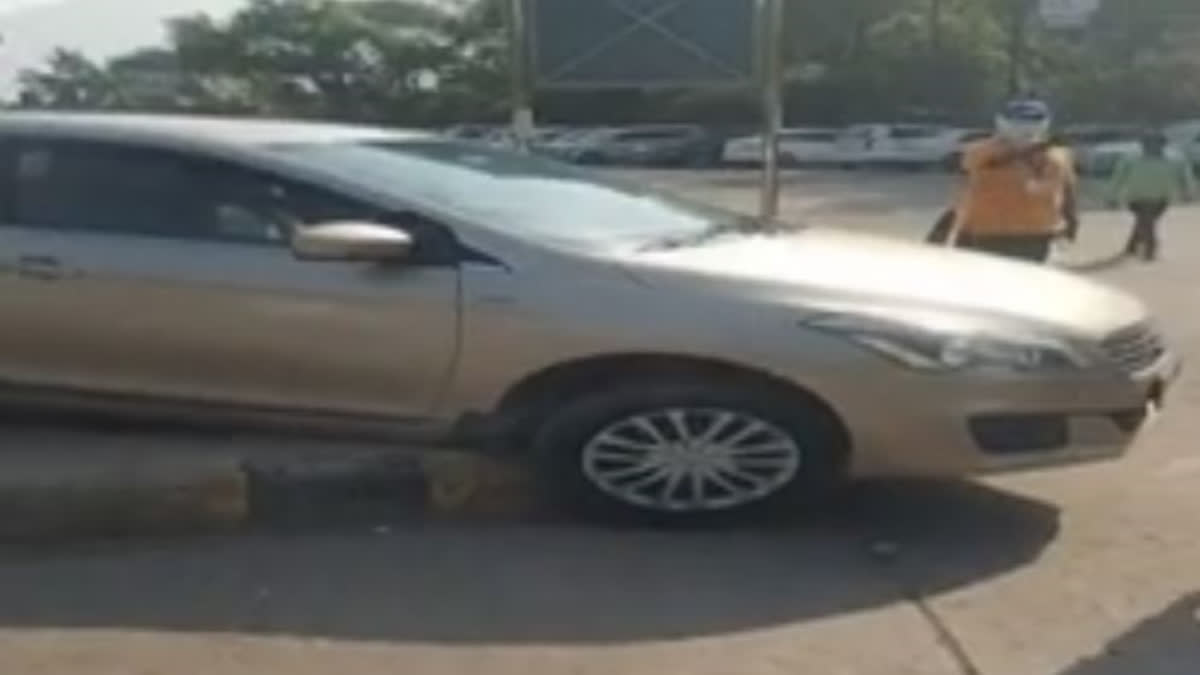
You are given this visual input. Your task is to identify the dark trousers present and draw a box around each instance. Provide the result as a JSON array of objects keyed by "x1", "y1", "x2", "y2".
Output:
[
  {"x1": 1126, "y1": 200, "x2": 1169, "y2": 260},
  {"x1": 955, "y1": 233, "x2": 1054, "y2": 262},
  {"x1": 925, "y1": 208, "x2": 956, "y2": 244}
]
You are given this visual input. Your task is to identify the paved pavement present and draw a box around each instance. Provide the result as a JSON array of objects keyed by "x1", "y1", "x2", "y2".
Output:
[{"x1": 1, "y1": 170, "x2": 1198, "y2": 674}]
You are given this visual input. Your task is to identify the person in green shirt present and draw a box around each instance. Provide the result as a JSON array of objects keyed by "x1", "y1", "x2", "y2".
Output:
[{"x1": 1107, "y1": 130, "x2": 1197, "y2": 261}]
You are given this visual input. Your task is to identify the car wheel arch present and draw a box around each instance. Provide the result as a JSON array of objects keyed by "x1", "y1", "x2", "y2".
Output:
[{"x1": 490, "y1": 353, "x2": 850, "y2": 458}]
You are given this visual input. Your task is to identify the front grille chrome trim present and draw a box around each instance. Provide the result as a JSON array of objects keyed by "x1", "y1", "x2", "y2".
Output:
[{"x1": 1100, "y1": 322, "x2": 1166, "y2": 373}]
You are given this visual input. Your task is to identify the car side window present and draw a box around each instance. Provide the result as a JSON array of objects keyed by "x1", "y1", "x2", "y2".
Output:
[{"x1": 10, "y1": 139, "x2": 371, "y2": 245}]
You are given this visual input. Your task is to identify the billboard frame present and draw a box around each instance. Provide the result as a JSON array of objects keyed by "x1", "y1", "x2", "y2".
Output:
[
  {"x1": 507, "y1": 0, "x2": 785, "y2": 221},
  {"x1": 524, "y1": 0, "x2": 757, "y2": 90}
]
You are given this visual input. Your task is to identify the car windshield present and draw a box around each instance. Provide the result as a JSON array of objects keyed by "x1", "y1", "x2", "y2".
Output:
[{"x1": 275, "y1": 140, "x2": 744, "y2": 250}]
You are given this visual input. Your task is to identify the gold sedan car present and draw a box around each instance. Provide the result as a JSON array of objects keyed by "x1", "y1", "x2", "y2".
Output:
[{"x1": 0, "y1": 113, "x2": 1180, "y2": 522}]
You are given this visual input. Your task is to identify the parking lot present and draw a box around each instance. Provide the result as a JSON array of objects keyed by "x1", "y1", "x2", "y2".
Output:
[{"x1": 2, "y1": 170, "x2": 1198, "y2": 675}]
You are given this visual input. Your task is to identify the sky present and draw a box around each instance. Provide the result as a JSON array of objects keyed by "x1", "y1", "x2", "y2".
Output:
[{"x1": 0, "y1": 0, "x2": 250, "y2": 98}]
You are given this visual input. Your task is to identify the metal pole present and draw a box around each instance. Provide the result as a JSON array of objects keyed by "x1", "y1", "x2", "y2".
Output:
[
  {"x1": 759, "y1": 0, "x2": 785, "y2": 222},
  {"x1": 507, "y1": 0, "x2": 534, "y2": 152},
  {"x1": 1007, "y1": 0, "x2": 1029, "y2": 96},
  {"x1": 930, "y1": 0, "x2": 943, "y2": 55},
  {"x1": 929, "y1": 0, "x2": 943, "y2": 115}
]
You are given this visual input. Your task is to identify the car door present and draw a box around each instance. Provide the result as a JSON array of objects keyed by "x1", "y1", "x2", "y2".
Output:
[
  {"x1": 835, "y1": 125, "x2": 880, "y2": 165},
  {"x1": 797, "y1": 130, "x2": 838, "y2": 165},
  {"x1": 885, "y1": 125, "x2": 922, "y2": 163},
  {"x1": 0, "y1": 137, "x2": 459, "y2": 420}
]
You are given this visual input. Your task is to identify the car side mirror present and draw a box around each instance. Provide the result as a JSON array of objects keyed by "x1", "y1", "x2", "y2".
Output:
[{"x1": 291, "y1": 222, "x2": 413, "y2": 262}]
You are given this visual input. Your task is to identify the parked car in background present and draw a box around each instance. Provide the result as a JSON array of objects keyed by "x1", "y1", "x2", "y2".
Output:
[
  {"x1": 1164, "y1": 122, "x2": 1200, "y2": 170},
  {"x1": 940, "y1": 128, "x2": 992, "y2": 171},
  {"x1": 481, "y1": 127, "x2": 518, "y2": 149},
  {"x1": 1059, "y1": 124, "x2": 1140, "y2": 174},
  {"x1": 527, "y1": 126, "x2": 587, "y2": 155},
  {"x1": 0, "y1": 112, "x2": 1178, "y2": 524},
  {"x1": 555, "y1": 125, "x2": 723, "y2": 167},
  {"x1": 1075, "y1": 137, "x2": 1188, "y2": 176},
  {"x1": 442, "y1": 124, "x2": 499, "y2": 141},
  {"x1": 1165, "y1": 120, "x2": 1200, "y2": 146},
  {"x1": 533, "y1": 127, "x2": 614, "y2": 161},
  {"x1": 479, "y1": 127, "x2": 543, "y2": 150},
  {"x1": 833, "y1": 124, "x2": 974, "y2": 170},
  {"x1": 1061, "y1": 124, "x2": 1142, "y2": 149},
  {"x1": 722, "y1": 128, "x2": 840, "y2": 167}
]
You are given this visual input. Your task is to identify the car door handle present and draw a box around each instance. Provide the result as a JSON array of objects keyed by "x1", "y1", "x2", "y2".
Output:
[{"x1": 16, "y1": 255, "x2": 75, "y2": 281}]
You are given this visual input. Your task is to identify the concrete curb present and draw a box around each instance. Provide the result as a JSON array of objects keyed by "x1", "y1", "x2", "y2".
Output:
[
  {"x1": 0, "y1": 455, "x2": 249, "y2": 538},
  {"x1": 0, "y1": 447, "x2": 540, "y2": 540}
]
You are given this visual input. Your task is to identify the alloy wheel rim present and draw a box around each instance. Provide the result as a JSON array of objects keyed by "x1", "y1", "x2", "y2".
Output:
[{"x1": 581, "y1": 407, "x2": 802, "y2": 512}]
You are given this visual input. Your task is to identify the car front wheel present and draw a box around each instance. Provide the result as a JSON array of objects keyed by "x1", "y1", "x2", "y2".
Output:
[{"x1": 533, "y1": 379, "x2": 847, "y2": 524}]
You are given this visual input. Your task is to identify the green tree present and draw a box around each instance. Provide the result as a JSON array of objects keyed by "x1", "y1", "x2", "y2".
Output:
[
  {"x1": 17, "y1": 0, "x2": 485, "y2": 123},
  {"x1": 17, "y1": 49, "x2": 118, "y2": 108},
  {"x1": 12, "y1": 0, "x2": 1200, "y2": 127}
]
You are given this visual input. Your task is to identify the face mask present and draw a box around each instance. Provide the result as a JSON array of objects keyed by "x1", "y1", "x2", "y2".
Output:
[{"x1": 995, "y1": 116, "x2": 1050, "y2": 146}]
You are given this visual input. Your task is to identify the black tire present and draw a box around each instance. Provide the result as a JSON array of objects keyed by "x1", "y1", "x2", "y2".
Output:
[{"x1": 532, "y1": 378, "x2": 848, "y2": 526}]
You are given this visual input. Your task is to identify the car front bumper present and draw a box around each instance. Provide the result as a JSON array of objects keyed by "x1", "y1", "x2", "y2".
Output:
[{"x1": 833, "y1": 352, "x2": 1183, "y2": 479}]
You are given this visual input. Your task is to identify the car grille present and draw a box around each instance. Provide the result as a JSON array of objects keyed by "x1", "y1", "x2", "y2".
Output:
[{"x1": 1100, "y1": 322, "x2": 1166, "y2": 373}]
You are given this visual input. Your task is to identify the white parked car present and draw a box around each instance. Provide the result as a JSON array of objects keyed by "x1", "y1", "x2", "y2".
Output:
[
  {"x1": 942, "y1": 128, "x2": 993, "y2": 171},
  {"x1": 722, "y1": 128, "x2": 840, "y2": 167},
  {"x1": 1164, "y1": 120, "x2": 1200, "y2": 146},
  {"x1": 833, "y1": 124, "x2": 973, "y2": 170},
  {"x1": 1165, "y1": 123, "x2": 1200, "y2": 169}
]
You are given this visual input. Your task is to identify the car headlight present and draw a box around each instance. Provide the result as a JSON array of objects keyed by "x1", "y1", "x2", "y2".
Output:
[{"x1": 802, "y1": 312, "x2": 1091, "y2": 373}]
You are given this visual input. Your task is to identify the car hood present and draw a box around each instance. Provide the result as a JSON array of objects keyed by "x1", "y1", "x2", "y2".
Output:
[{"x1": 621, "y1": 229, "x2": 1145, "y2": 339}]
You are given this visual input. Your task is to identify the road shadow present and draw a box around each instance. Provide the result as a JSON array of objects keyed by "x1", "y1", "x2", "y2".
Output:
[
  {"x1": 1057, "y1": 592, "x2": 1200, "y2": 675},
  {"x1": 1056, "y1": 250, "x2": 1131, "y2": 273},
  {"x1": 0, "y1": 479, "x2": 1058, "y2": 645}
]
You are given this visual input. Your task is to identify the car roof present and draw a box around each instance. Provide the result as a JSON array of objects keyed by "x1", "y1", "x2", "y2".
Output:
[{"x1": 0, "y1": 111, "x2": 430, "y2": 146}]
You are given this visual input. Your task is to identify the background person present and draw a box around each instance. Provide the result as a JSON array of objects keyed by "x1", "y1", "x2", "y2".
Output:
[
  {"x1": 944, "y1": 99, "x2": 1079, "y2": 262},
  {"x1": 1107, "y1": 130, "x2": 1197, "y2": 261}
]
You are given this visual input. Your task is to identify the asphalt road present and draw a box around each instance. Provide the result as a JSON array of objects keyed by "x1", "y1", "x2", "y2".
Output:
[{"x1": 1, "y1": 170, "x2": 1198, "y2": 675}]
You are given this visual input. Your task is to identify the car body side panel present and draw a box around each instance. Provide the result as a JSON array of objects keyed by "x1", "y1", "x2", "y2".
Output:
[
  {"x1": 0, "y1": 225, "x2": 460, "y2": 418},
  {"x1": 444, "y1": 258, "x2": 862, "y2": 418},
  {"x1": 442, "y1": 244, "x2": 1166, "y2": 479}
]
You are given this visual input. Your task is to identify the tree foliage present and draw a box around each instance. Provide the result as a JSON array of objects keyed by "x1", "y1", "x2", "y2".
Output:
[{"x1": 11, "y1": 0, "x2": 1200, "y2": 126}]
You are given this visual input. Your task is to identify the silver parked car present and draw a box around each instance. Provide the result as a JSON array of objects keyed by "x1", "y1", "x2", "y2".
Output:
[
  {"x1": 0, "y1": 113, "x2": 1180, "y2": 522},
  {"x1": 555, "y1": 125, "x2": 721, "y2": 167}
]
